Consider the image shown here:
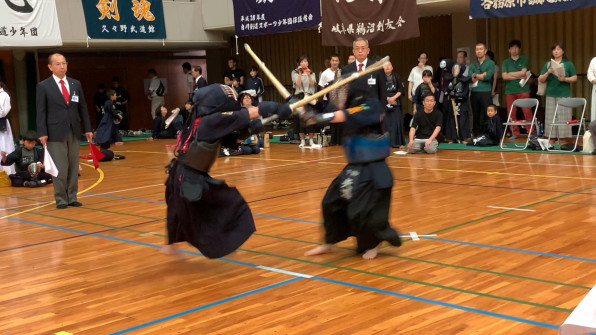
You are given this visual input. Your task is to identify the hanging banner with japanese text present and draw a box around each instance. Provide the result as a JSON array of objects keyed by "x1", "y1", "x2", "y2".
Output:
[
  {"x1": 0, "y1": 0, "x2": 62, "y2": 47},
  {"x1": 81, "y1": 0, "x2": 166, "y2": 39},
  {"x1": 470, "y1": 0, "x2": 596, "y2": 19},
  {"x1": 321, "y1": 0, "x2": 419, "y2": 47},
  {"x1": 232, "y1": 0, "x2": 320, "y2": 37}
]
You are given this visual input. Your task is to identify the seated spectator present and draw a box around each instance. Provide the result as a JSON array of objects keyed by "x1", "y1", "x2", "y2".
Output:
[
  {"x1": 0, "y1": 130, "x2": 53, "y2": 187},
  {"x1": 239, "y1": 91, "x2": 256, "y2": 108},
  {"x1": 407, "y1": 94, "x2": 442, "y2": 154},
  {"x1": 219, "y1": 132, "x2": 242, "y2": 157},
  {"x1": 179, "y1": 100, "x2": 193, "y2": 125},
  {"x1": 467, "y1": 104, "x2": 504, "y2": 146},
  {"x1": 152, "y1": 105, "x2": 178, "y2": 139},
  {"x1": 240, "y1": 134, "x2": 261, "y2": 155}
]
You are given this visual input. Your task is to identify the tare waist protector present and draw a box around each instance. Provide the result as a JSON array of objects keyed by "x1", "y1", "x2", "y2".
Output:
[
  {"x1": 180, "y1": 139, "x2": 221, "y2": 173},
  {"x1": 342, "y1": 133, "x2": 390, "y2": 164}
]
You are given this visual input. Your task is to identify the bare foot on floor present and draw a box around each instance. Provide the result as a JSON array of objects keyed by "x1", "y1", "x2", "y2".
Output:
[
  {"x1": 304, "y1": 244, "x2": 333, "y2": 256},
  {"x1": 362, "y1": 246, "x2": 380, "y2": 260},
  {"x1": 161, "y1": 245, "x2": 187, "y2": 260}
]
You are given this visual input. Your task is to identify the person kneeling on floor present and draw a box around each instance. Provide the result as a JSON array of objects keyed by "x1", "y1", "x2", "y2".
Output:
[
  {"x1": 467, "y1": 104, "x2": 504, "y2": 147},
  {"x1": 407, "y1": 93, "x2": 442, "y2": 154},
  {"x1": 0, "y1": 130, "x2": 53, "y2": 187}
]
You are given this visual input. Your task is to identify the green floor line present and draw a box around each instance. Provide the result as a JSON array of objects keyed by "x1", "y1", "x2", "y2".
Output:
[
  {"x1": 249, "y1": 233, "x2": 590, "y2": 290},
  {"x1": 437, "y1": 142, "x2": 590, "y2": 155},
  {"x1": 236, "y1": 248, "x2": 572, "y2": 313},
  {"x1": 428, "y1": 185, "x2": 594, "y2": 236},
  {"x1": 29, "y1": 212, "x2": 160, "y2": 236},
  {"x1": 69, "y1": 206, "x2": 166, "y2": 221},
  {"x1": 24, "y1": 211, "x2": 578, "y2": 313},
  {"x1": 25, "y1": 198, "x2": 593, "y2": 293},
  {"x1": 548, "y1": 200, "x2": 596, "y2": 207}
]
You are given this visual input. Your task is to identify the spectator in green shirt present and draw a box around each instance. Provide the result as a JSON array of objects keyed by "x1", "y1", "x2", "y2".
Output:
[
  {"x1": 501, "y1": 40, "x2": 533, "y2": 139},
  {"x1": 538, "y1": 43, "x2": 577, "y2": 142},
  {"x1": 468, "y1": 43, "x2": 495, "y2": 137}
]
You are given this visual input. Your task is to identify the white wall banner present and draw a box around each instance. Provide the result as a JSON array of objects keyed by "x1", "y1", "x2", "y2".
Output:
[{"x1": 0, "y1": 0, "x2": 63, "y2": 47}]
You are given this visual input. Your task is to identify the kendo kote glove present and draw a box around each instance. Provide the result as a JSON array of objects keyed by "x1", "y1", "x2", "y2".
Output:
[
  {"x1": 257, "y1": 101, "x2": 280, "y2": 118},
  {"x1": 301, "y1": 111, "x2": 335, "y2": 126},
  {"x1": 276, "y1": 103, "x2": 292, "y2": 120}
]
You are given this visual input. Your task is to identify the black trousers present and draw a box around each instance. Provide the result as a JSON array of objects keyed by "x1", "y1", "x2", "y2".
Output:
[
  {"x1": 470, "y1": 91, "x2": 492, "y2": 137},
  {"x1": 382, "y1": 106, "x2": 405, "y2": 147},
  {"x1": 321, "y1": 166, "x2": 401, "y2": 253}
]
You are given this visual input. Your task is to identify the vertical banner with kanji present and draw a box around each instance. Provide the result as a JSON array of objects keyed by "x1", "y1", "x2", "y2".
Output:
[
  {"x1": 233, "y1": 0, "x2": 320, "y2": 37},
  {"x1": 81, "y1": 0, "x2": 166, "y2": 39},
  {"x1": 0, "y1": 0, "x2": 62, "y2": 47},
  {"x1": 321, "y1": 0, "x2": 419, "y2": 47}
]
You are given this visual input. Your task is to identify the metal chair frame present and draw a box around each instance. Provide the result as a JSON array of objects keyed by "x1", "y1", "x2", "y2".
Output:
[
  {"x1": 500, "y1": 98, "x2": 539, "y2": 150},
  {"x1": 546, "y1": 97, "x2": 587, "y2": 152}
]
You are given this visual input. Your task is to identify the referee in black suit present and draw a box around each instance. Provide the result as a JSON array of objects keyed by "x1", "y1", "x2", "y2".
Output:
[
  {"x1": 37, "y1": 53, "x2": 93, "y2": 209},
  {"x1": 340, "y1": 37, "x2": 387, "y2": 104}
]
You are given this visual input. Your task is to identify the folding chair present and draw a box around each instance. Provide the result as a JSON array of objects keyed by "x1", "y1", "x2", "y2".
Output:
[
  {"x1": 500, "y1": 98, "x2": 539, "y2": 150},
  {"x1": 547, "y1": 97, "x2": 587, "y2": 152}
]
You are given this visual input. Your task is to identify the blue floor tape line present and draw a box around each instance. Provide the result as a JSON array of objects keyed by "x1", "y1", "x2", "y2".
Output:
[
  {"x1": 423, "y1": 236, "x2": 596, "y2": 263},
  {"x1": 77, "y1": 193, "x2": 322, "y2": 224},
  {"x1": 315, "y1": 276, "x2": 559, "y2": 329},
  {"x1": 0, "y1": 220, "x2": 159, "y2": 253},
  {"x1": 110, "y1": 277, "x2": 303, "y2": 334},
  {"x1": 9, "y1": 217, "x2": 562, "y2": 331}
]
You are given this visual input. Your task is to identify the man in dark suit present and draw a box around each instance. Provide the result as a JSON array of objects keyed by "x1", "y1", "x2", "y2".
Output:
[
  {"x1": 191, "y1": 65, "x2": 207, "y2": 93},
  {"x1": 37, "y1": 53, "x2": 93, "y2": 209},
  {"x1": 340, "y1": 37, "x2": 386, "y2": 104}
]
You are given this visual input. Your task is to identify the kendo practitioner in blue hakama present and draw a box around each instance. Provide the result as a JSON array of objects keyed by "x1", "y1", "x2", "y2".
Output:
[
  {"x1": 162, "y1": 84, "x2": 290, "y2": 259},
  {"x1": 304, "y1": 91, "x2": 402, "y2": 260}
]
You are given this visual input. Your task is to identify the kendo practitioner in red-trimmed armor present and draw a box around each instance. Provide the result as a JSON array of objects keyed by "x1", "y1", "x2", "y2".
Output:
[{"x1": 162, "y1": 84, "x2": 291, "y2": 259}]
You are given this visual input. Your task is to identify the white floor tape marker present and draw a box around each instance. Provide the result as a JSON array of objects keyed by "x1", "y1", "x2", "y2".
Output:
[
  {"x1": 488, "y1": 205, "x2": 536, "y2": 212},
  {"x1": 400, "y1": 232, "x2": 437, "y2": 241}
]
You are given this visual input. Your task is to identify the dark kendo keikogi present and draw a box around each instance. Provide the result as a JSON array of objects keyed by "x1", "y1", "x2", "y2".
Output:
[
  {"x1": 165, "y1": 84, "x2": 290, "y2": 258},
  {"x1": 95, "y1": 98, "x2": 123, "y2": 161},
  {"x1": 307, "y1": 82, "x2": 402, "y2": 254},
  {"x1": 440, "y1": 58, "x2": 471, "y2": 141}
]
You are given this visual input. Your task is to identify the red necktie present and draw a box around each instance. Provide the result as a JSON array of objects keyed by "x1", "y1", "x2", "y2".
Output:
[
  {"x1": 358, "y1": 63, "x2": 363, "y2": 72},
  {"x1": 59, "y1": 79, "x2": 69, "y2": 104}
]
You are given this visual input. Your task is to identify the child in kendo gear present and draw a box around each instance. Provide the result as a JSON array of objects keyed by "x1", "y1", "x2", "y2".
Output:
[
  {"x1": 467, "y1": 104, "x2": 504, "y2": 146},
  {"x1": 95, "y1": 90, "x2": 125, "y2": 161},
  {"x1": 162, "y1": 84, "x2": 291, "y2": 259},
  {"x1": 1, "y1": 130, "x2": 53, "y2": 187}
]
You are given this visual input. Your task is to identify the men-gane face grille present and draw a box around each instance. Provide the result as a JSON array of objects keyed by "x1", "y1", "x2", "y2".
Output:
[{"x1": 220, "y1": 84, "x2": 238, "y2": 101}]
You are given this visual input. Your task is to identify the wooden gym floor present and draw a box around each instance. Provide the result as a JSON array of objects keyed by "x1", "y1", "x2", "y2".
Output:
[{"x1": 1, "y1": 139, "x2": 595, "y2": 334}]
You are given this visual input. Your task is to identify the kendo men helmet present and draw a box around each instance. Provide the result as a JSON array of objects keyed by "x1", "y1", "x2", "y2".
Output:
[{"x1": 193, "y1": 84, "x2": 241, "y2": 116}]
